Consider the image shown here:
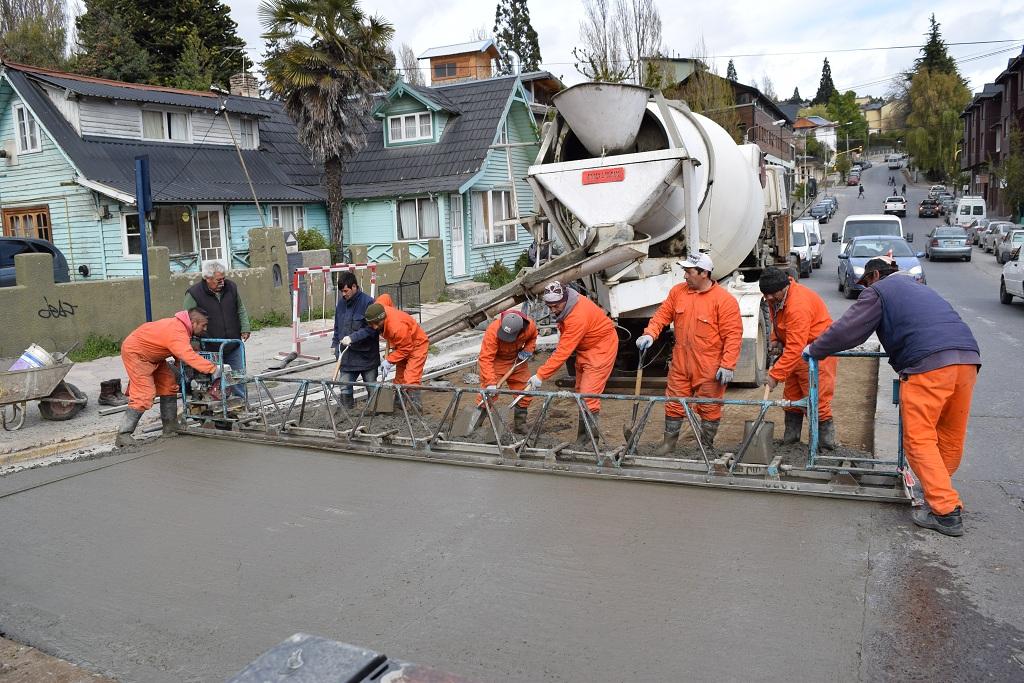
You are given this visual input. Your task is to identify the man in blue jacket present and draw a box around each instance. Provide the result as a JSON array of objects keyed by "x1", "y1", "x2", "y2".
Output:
[{"x1": 331, "y1": 271, "x2": 380, "y2": 408}]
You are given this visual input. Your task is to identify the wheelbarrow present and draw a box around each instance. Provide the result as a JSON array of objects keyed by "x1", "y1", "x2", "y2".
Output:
[{"x1": 0, "y1": 350, "x2": 88, "y2": 431}]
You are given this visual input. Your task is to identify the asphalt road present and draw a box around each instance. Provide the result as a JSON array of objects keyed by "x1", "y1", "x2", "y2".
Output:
[{"x1": 1, "y1": 161, "x2": 1022, "y2": 682}]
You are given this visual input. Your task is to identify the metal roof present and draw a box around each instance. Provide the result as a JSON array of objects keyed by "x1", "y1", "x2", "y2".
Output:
[
  {"x1": 342, "y1": 76, "x2": 523, "y2": 199},
  {"x1": 5, "y1": 66, "x2": 325, "y2": 204},
  {"x1": 418, "y1": 39, "x2": 501, "y2": 60}
]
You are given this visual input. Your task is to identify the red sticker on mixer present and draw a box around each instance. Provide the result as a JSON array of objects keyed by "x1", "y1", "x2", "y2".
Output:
[{"x1": 582, "y1": 167, "x2": 625, "y2": 185}]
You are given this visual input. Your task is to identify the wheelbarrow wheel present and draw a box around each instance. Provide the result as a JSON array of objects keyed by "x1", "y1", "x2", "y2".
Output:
[
  {"x1": 38, "y1": 381, "x2": 88, "y2": 421},
  {"x1": 1, "y1": 402, "x2": 26, "y2": 431}
]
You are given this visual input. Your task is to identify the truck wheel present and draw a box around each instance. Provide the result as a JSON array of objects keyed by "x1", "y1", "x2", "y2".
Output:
[{"x1": 1000, "y1": 279, "x2": 1013, "y2": 305}]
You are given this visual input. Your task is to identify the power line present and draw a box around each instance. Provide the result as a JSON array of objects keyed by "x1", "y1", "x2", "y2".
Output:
[
  {"x1": 836, "y1": 43, "x2": 1023, "y2": 92},
  {"x1": 706, "y1": 38, "x2": 1024, "y2": 59}
]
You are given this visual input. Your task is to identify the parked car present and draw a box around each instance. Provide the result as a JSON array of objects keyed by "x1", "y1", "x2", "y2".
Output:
[
  {"x1": 837, "y1": 235, "x2": 926, "y2": 299},
  {"x1": 924, "y1": 226, "x2": 971, "y2": 261},
  {"x1": 928, "y1": 184, "x2": 946, "y2": 199},
  {"x1": 790, "y1": 220, "x2": 814, "y2": 278},
  {"x1": 809, "y1": 203, "x2": 831, "y2": 223},
  {"x1": 883, "y1": 196, "x2": 907, "y2": 217},
  {"x1": 965, "y1": 218, "x2": 990, "y2": 245},
  {"x1": 918, "y1": 199, "x2": 941, "y2": 218},
  {"x1": 939, "y1": 195, "x2": 956, "y2": 216},
  {"x1": 995, "y1": 229, "x2": 1024, "y2": 264},
  {"x1": 983, "y1": 221, "x2": 1016, "y2": 253},
  {"x1": 807, "y1": 221, "x2": 823, "y2": 268},
  {"x1": 0, "y1": 237, "x2": 70, "y2": 287},
  {"x1": 847, "y1": 175, "x2": 860, "y2": 186},
  {"x1": 999, "y1": 243, "x2": 1024, "y2": 304},
  {"x1": 819, "y1": 195, "x2": 839, "y2": 214}
]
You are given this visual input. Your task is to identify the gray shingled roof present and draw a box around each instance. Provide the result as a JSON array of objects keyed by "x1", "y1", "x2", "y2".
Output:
[
  {"x1": 6, "y1": 66, "x2": 325, "y2": 203},
  {"x1": 342, "y1": 76, "x2": 519, "y2": 199}
]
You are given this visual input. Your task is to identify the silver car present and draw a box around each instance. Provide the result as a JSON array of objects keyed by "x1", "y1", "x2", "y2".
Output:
[
  {"x1": 984, "y1": 221, "x2": 1016, "y2": 253},
  {"x1": 925, "y1": 226, "x2": 971, "y2": 262},
  {"x1": 996, "y1": 229, "x2": 1024, "y2": 264}
]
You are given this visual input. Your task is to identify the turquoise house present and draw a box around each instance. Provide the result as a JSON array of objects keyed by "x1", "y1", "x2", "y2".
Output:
[
  {"x1": 0, "y1": 61, "x2": 329, "y2": 279},
  {"x1": 341, "y1": 75, "x2": 542, "y2": 282}
]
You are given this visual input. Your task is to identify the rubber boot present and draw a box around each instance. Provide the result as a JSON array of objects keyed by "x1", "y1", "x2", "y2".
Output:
[
  {"x1": 115, "y1": 408, "x2": 143, "y2": 447},
  {"x1": 654, "y1": 417, "x2": 684, "y2": 456},
  {"x1": 911, "y1": 506, "x2": 964, "y2": 537},
  {"x1": 98, "y1": 379, "x2": 128, "y2": 407},
  {"x1": 699, "y1": 419, "x2": 720, "y2": 448},
  {"x1": 513, "y1": 407, "x2": 529, "y2": 435},
  {"x1": 782, "y1": 411, "x2": 803, "y2": 445},
  {"x1": 819, "y1": 419, "x2": 837, "y2": 451},
  {"x1": 159, "y1": 395, "x2": 179, "y2": 436},
  {"x1": 575, "y1": 411, "x2": 600, "y2": 448}
]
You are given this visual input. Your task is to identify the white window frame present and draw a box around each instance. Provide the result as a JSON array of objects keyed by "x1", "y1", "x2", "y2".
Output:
[
  {"x1": 239, "y1": 118, "x2": 259, "y2": 149},
  {"x1": 270, "y1": 205, "x2": 306, "y2": 231},
  {"x1": 122, "y1": 211, "x2": 142, "y2": 259},
  {"x1": 13, "y1": 104, "x2": 41, "y2": 154},
  {"x1": 396, "y1": 197, "x2": 440, "y2": 240},
  {"x1": 497, "y1": 120, "x2": 509, "y2": 145},
  {"x1": 387, "y1": 112, "x2": 432, "y2": 143},
  {"x1": 472, "y1": 189, "x2": 517, "y2": 246},
  {"x1": 140, "y1": 108, "x2": 192, "y2": 142}
]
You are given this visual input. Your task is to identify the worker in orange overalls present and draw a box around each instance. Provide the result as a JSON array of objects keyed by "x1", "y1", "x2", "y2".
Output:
[
  {"x1": 365, "y1": 295, "x2": 430, "y2": 407},
  {"x1": 479, "y1": 309, "x2": 538, "y2": 433},
  {"x1": 758, "y1": 267, "x2": 838, "y2": 449},
  {"x1": 635, "y1": 253, "x2": 742, "y2": 452},
  {"x1": 807, "y1": 257, "x2": 980, "y2": 537},
  {"x1": 526, "y1": 281, "x2": 619, "y2": 446},
  {"x1": 117, "y1": 308, "x2": 218, "y2": 447}
]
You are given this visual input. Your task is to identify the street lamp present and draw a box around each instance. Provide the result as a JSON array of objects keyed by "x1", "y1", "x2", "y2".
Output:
[{"x1": 745, "y1": 118, "x2": 786, "y2": 145}]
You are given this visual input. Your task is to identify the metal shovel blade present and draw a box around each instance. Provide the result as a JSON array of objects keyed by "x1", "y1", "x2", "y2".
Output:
[
  {"x1": 368, "y1": 386, "x2": 395, "y2": 414},
  {"x1": 453, "y1": 402, "x2": 486, "y2": 437}
]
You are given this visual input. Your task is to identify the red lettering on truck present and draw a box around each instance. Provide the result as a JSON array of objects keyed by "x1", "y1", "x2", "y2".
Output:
[{"x1": 582, "y1": 167, "x2": 626, "y2": 185}]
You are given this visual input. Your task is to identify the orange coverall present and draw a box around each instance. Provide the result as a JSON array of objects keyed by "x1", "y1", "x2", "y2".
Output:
[
  {"x1": 768, "y1": 279, "x2": 837, "y2": 419},
  {"x1": 901, "y1": 364, "x2": 977, "y2": 514},
  {"x1": 643, "y1": 282, "x2": 743, "y2": 421},
  {"x1": 536, "y1": 295, "x2": 618, "y2": 413},
  {"x1": 121, "y1": 314, "x2": 216, "y2": 412},
  {"x1": 377, "y1": 295, "x2": 429, "y2": 385},
  {"x1": 478, "y1": 311, "x2": 538, "y2": 408}
]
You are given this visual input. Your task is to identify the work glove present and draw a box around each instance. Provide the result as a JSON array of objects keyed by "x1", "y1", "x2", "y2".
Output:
[
  {"x1": 636, "y1": 334, "x2": 654, "y2": 351},
  {"x1": 517, "y1": 350, "x2": 533, "y2": 362},
  {"x1": 802, "y1": 344, "x2": 813, "y2": 360},
  {"x1": 715, "y1": 367, "x2": 734, "y2": 385},
  {"x1": 526, "y1": 374, "x2": 543, "y2": 391},
  {"x1": 340, "y1": 336, "x2": 352, "y2": 347},
  {"x1": 380, "y1": 359, "x2": 394, "y2": 378}
]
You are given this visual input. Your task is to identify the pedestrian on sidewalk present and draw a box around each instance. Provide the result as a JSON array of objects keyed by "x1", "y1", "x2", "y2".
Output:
[
  {"x1": 116, "y1": 309, "x2": 218, "y2": 447},
  {"x1": 636, "y1": 252, "x2": 743, "y2": 451},
  {"x1": 184, "y1": 260, "x2": 249, "y2": 396},
  {"x1": 759, "y1": 268, "x2": 838, "y2": 450},
  {"x1": 330, "y1": 271, "x2": 379, "y2": 409},
  {"x1": 805, "y1": 257, "x2": 981, "y2": 537}
]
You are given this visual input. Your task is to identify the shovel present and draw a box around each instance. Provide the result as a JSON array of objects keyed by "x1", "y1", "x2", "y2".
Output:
[
  {"x1": 453, "y1": 358, "x2": 527, "y2": 437},
  {"x1": 367, "y1": 344, "x2": 395, "y2": 414},
  {"x1": 622, "y1": 348, "x2": 647, "y2": 441}
]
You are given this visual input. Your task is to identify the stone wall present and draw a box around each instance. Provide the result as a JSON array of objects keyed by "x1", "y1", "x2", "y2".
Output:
[
  {"x1": 0, "y1": 229, "x2": 291, "y2": 357},
  {"x1": 348, "y1": 239, "x2": 446, "y2": 300}
]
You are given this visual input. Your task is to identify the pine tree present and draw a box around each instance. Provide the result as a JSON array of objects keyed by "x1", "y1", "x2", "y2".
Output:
[
  {"x1": 726, "y1": 59, "x2": 737, "y2": 81},
  {"x1": 75, "y1": 0, "x2": 245, "y2": 87},
  {"x1": 171, "y1": 30, "x2": 216, "y2": 91},
  {"x1": 787, "y1": 86, "x2": 802, "y2": 104},
  {"x1": 914, "y1": 14, "x2": 959, "y2": 77},
  {"x1": 493, "y1": 0, "x2": 542, "y2": 74},
  {"x1": 811, "y1": 58, "x2": 836, "y2": 106}
]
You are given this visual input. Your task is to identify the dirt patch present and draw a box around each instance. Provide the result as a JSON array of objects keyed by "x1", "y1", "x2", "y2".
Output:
[
  {"x1": 282, "y1": 355, "x2": 879, "y2": 468},
  {"x1": 0, "y1": 636, "x2": 116, "y2": 682}
]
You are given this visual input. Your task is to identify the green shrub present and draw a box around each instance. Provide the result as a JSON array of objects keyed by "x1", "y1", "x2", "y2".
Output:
[
  {"x1": 514, "y1": 249, "x2": 531, "y2": 273},
  {"x1": 249, "y1": 310, "x2": 291, "y2": 331},
  {"x1": 296, "y1": 228, "x2": 331, "y2": 252},
  {"x1": 473, "y1": 260, "x2": 516, "y2": 289},
  {"x1": 68, "y1": 334, "x2": 121, "y2": 362}
]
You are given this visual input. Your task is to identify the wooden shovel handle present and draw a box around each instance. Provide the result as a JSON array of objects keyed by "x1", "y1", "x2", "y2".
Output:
[{"x1": 763, "y1": 384, "x2": 771, "y2": 401}]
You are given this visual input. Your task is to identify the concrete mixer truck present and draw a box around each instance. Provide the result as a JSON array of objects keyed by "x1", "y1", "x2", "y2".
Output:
[{"x1": 424, "y1": 82, "x2": 797, "y2": 386}]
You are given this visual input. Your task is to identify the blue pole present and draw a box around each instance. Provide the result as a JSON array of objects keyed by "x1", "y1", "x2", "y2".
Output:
[
  {"x1": 134, "y1": 156, "x2": 154, "y2": 321},
  {"x1": 807, "y1": 356, "x2": 820, "y2": 466}
]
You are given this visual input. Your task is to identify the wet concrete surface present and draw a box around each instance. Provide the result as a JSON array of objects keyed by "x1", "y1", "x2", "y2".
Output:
[{"x1": 4, "y1": 435, "x2": 893, "y2": 682}]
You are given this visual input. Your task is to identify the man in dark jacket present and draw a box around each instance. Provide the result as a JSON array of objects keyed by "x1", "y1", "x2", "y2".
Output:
[
  {"x1": 806, "y1": 257, "x2": 981, "y2": 537},
  {"x1": 331, "y1": 271, "x2": 380, "y2": 408},
  {"x1": 184, "y1": 260, "x2": 249, "y2": 396}
]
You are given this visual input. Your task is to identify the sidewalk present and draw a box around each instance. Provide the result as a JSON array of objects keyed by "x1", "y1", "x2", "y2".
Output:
[{"x1": 1, "y1": 302, "x2": 467, "y2": 468}]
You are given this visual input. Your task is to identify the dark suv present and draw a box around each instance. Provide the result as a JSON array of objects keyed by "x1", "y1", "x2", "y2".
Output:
[
  {"x1": 0, "y1": 237, "x2": 70, "y2": 287},
  {"x1": 918, "y1": 199, "x2": 941, "y2": 218}
]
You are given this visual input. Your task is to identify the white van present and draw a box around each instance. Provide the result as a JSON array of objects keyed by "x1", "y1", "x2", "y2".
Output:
[
  {"x1": 954, "y1": 196, "x2": 986, "y2": 228},
  {"x1": 832, "y1": 214, "x2": 910, "y2": 252},
  {"x1": 791, "y1": 219, "x2": 814, "y2": 278},
  {"x1": 886, "y1": 153, "x2": 902, "y2": 169},
  {"x1": 799, "y1": 219, "x2": 823, "y2": 268}
]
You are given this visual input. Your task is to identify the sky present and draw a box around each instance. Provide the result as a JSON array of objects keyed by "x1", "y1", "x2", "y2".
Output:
[{"x1": 220, "y1": 0, "x2": 1024, "y2": 99}]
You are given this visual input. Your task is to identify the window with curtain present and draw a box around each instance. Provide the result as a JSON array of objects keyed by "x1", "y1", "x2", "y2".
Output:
[
  {"x1": 387, "y1": 112, "x2": 432, "y2": 142},
  {"x1": 471, "y1": 190, "x2": 517, "y2": 245},
  {"x1": 271, "y1": 205, "x2": 306, "y2": 230},
  {"x1": 142, "y1": 110, "x2": 189, "y2": 141},
  {"x1": 397, "y1": 198, "x2": 439, "y2": 239}
]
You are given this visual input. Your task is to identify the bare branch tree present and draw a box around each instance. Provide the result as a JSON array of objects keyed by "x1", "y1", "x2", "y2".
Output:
[
  {"x1": 759, "y1": 73, "x2": 777, "y2": 101},
  {"x1": 665, "y1": 35, "x2": 742, "y2": 142},
  {"x1": 615, "y1": 0, "x2": 662, "y2": 86},
  {"x1": 573, "y1": 0, "x2": 631, "y2": 82},
  {"x1": 398, "y1": 41, "x2": 422, "y2": 85},
  {"x1": 470, "y1": 24, "x2": 489, "y2": 41},
  {"x1": 0, "y1": 0, "x2": 68, "y2": 67}
]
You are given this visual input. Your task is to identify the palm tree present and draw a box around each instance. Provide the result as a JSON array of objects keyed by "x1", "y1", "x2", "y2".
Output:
[{"x1": 260, "y1": 0, "x2": 395, "y2": 249}]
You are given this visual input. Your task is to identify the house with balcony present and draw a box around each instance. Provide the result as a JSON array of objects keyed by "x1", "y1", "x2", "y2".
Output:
[
  {"x1": 961, "y1": 47, "x2": 1024, "y2": 217},
  {"x1": 340, "y1": 74, "x2": 540, "y2": 283},
  {"x1": 0, "y1": 61, "x2": 328, "y2": 280}
]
